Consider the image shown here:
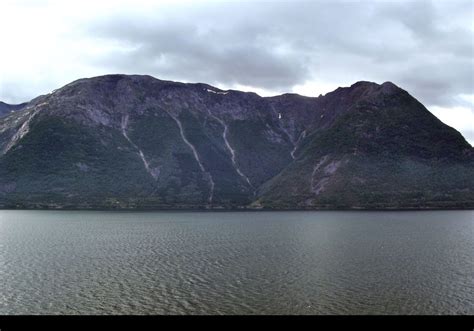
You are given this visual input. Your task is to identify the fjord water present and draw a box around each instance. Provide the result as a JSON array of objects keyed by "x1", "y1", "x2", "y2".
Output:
[{"x1": 0, "y1": 211, "x2": 473, "y2": 315}]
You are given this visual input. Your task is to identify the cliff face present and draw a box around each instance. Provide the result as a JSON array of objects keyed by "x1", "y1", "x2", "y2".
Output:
[{"x1": 0, "y1": 74, "x2": 472, "y2": 209}]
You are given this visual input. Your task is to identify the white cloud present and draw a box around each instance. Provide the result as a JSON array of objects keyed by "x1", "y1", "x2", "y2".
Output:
[{"x1": 431, "y1": 104, "x2": 474, "y2": 146}]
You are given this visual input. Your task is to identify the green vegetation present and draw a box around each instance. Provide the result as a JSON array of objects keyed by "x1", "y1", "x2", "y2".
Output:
[{"x1": 0, "y1": 75, "x2": 472, "y2": 210}]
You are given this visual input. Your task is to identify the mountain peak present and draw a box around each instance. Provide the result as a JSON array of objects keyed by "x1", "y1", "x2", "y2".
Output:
[{"x1": 350, "y1": 80, "x2": 379, "y2": 88}]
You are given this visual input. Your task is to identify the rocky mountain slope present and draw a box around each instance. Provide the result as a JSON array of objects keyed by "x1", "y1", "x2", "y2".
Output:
[
  {"x1": 0, "y1": 74, "x2": 472, "y2": 209},
  {"x1": 0, "y1": 101, "x2": 27, "y2": 118}
]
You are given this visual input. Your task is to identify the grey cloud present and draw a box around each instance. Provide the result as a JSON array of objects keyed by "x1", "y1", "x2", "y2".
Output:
[
  {"x1": 0, "y1": 0, "x2": 472, "y2": 111},
  {"x1": 396, "y1": 57, "x2": 474, "y2": 107},
  {"x1": 87, "y1": 4, "x2": 312, "y2": 91},
  {"x1": 463, "y1": 129, "x2": 474, "y2": 145},
  {"x1": 81, "y1": 0, "x2": 473, "y2": 108}
]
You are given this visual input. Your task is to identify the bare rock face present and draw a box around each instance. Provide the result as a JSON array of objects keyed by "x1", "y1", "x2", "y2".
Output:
[{"x1": 0, "y1": 74, "x2": 472, "y2": 210}]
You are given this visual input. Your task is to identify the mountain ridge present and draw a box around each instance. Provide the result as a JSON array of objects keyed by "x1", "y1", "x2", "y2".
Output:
[
  {"x1": 0, "y1": 101, "x2": 28, "y2": 118},
  {"x1": 0, "y1": 74, "x2": 472, "y2": 210}
]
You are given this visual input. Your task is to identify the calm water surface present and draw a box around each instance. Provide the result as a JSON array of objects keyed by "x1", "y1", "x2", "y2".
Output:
[{"x1": 0, "y1": 210, "x2": 473, "y2": 315}]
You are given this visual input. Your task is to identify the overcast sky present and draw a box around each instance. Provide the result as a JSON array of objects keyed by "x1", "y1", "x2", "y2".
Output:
[{"x1": 0, "y1": 0, "x2": 472, "y2": 144}]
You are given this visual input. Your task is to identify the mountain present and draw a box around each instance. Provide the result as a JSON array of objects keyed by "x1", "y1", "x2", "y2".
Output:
[
  {"x1": 0, "y1": 74, "x2": 472, "y2": 209},
  {"x1": 0, "y1": 101, "x2": 27, "y2": 118}
]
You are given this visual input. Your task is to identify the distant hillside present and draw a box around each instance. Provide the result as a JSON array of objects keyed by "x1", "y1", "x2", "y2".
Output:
[
  {"x1": 0, "y1": 101, "x2": 27, "y2": 118},
  {"x1": 0, "y1": 75, "x2": 472, "y2": 209}
]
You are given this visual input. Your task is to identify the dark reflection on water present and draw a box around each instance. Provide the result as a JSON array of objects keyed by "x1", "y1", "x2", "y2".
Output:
[{"x1": 0, "y1": 210, "x2": 473, "y2": 315}]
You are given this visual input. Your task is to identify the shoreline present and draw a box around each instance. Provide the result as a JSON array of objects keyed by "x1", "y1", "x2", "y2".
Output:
[{"x1": 1, "y1": 207, "x2": 473, "y2": 212}]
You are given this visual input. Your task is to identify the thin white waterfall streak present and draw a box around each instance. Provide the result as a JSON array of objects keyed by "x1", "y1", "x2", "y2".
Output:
[
  {"x1": 121, "y1": 115, "x2": 158, "y2": 180},
  {"x1": 291, "y1": 130, "x2": 306, "y2": 159},
  {"x1": 207, "y1": 109, "x2": 253, "y2": 188},
  {"x1": 166, "y1": 110, "x2": 215, "y2": 203}
]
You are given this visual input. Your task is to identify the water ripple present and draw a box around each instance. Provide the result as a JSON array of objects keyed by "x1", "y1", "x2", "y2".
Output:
[{"x1": 0, "y1": 210, "x2": 473, "y2": 315}]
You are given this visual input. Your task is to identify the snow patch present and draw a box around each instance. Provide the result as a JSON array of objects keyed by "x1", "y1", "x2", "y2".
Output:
[{"x1": 206, "y1": 89, "x2": 228, "y2": 95}]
